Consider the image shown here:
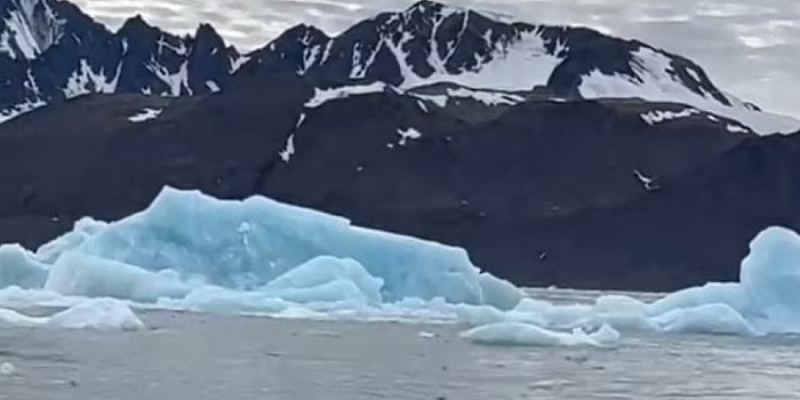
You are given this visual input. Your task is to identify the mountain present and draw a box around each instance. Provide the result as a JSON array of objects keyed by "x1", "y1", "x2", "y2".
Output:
[
  {"x1": 1, "y1": 0, "x2": 798, "y2": 133},
  {"x1": 1, "y1": 72, "x2": 799, "y2": 291},
  {"x1": 1, "y1": 0, "x2": 800, "y2": 291},
  {"x1": 0, "y1": 0, "x2": 244, "y2": 122}
]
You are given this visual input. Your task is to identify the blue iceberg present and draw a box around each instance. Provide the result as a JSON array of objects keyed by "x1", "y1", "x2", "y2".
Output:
[
  {"x1": 11, "y1": 187, "x2": 524, "y2": 312},
  {"x1": 1, "y1": 187, "x2": 800, "y2": 342}
]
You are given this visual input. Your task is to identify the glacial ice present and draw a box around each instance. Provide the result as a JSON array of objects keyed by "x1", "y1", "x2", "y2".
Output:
[
  {"x1": 0, "y1": 245, "x2": 48, "y2": 289},
  {"x1": 461, "y1": 322, "x2": 620, "y2": 348},
  {"x1": 44, "y1": 298, "x2": 145, "y2": 331},
  {"x1": 0, "y1": 298, "x2": 144, "y2": 331},
  {"x1": 46, "y1": 251, "x2": 194, "y2": 303},
  {"x1": 650, "y1": 303, "x2": 758, "y2": 336},
  {"x1": 49, "y1": 187, "x2": 523, "y2": 308},
  {"x1": 0, "y1": 187, "x2": 798, "y2": 343}
]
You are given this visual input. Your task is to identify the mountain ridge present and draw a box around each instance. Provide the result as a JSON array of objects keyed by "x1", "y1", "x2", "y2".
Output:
[{"x1": 1, "y1": 0, "x2": 798, "y2": 134}]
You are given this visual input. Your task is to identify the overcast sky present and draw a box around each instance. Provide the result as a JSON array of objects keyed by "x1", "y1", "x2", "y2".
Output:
[{"x1": 72, "y1": 0, "x2": 799, "y2": 119}]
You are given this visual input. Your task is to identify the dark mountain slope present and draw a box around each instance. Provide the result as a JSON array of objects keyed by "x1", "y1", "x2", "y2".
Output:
[{"x1": 2, "y1": 74, "x2": 792, "y2": 291}]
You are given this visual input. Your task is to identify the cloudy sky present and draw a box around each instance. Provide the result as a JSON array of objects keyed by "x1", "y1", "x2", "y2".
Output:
[{"x1": 72, "y1": 0, "x2": 799, "y2": 118}]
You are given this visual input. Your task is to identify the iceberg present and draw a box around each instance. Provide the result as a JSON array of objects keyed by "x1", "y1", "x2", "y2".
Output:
[
  {"x1": 43, "y1": 187, "x2": 523, "y2": 309},
  {"x1": 0, "y1": 298, "x2": 144, "y2": 331},
  {"x1": 0, "y1": 186, "x2": 800, "y2": 343},
  {"x1": 0, "y1": 187, "x2": 525, "y2": 333},
  {"x1": 483, "y1": 227, "x2": 800, "y2": 338},
  {"x1": 460, "y1": 322, "x2": 619, "y2": 348}
]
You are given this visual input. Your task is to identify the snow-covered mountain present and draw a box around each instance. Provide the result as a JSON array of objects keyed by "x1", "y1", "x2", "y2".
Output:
[
  {"x1": 0, "y1": 0, "x2": 244, "y2": 122},
  {"x1": 1, "y1": 0, "x2": 798, "y2": 134}
]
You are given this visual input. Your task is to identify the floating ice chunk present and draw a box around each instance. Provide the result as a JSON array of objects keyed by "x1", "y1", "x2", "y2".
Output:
[
  {"x1": 0, "y1": 245, "x2": 49, "y2": 289},
  {"x1": 584, "y1": 295, "x2": 659, "y2": 331},
  {"x1": 647, "y1": 283, "x2": 749, "y2": 317},
  {"x1": 0, "y1": 362, "x2": 15, "y2": 375},
  {"x1": 595, "y1": 295, "x2": 648, "y2": 315},
  {"x1": 44, "y1": 251, "x2": 192, "y2": 303},
  {"x1": 45, "y1": 298, "x2": 145, "y2": 331},
  {"x1": 510, "y1": 298, "x2": 592, "y2": 329},
  {"x1": 0, "y1": 298, "x2": 144, "y2": 331},
  {"x1": 451, "y1": 303, "x2": 510, "y2": 326},
  {"x1": 276, "y1": 307, "x2": 329, "y2": 320},
  {"x1": 738, "y1": 227, "x2": 800, "y2": 333},
  {"x1": 591, "y1": 324, "x2": 622, "y2": 347},
  {"x1": 305, "y1": 329, "x2": 340, "y2": 338},
  {"x1": 460, "y1": 322, "x2": 619, "y2": 348},
  {"x1": 652, "y1": 303, "x2": 760, "y2": 336},
  {"x1": 418, "y1": 331, "x2": 438, "y2": 339},
  {"x1": 528, "y1": 380, "x2": 573, "y2": 390}
]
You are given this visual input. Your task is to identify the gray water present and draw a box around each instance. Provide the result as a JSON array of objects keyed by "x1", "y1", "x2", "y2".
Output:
[{"x1": 1, "y1": 290, "x2": 800, "y2": 400}]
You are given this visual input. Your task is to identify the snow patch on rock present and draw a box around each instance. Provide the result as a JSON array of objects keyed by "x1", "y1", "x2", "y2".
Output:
[{"x1": 127, "y1": 107, "x2": 163, "y2": 123}]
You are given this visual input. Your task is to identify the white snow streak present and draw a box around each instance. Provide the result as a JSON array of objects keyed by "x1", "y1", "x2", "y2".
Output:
[
  {"x1": 640, "y1": 108, "x2": 700, "y2": 125},
  {"x1": 62, "y1": 59, "x2": 122, "y2": 99},
  {"x1": 127, "y1": 107, "x2": 163, "y2": 123},
  {"x1": 145, "y1": 59, "x2": 191, "y2": 96},
  {"x1": 205, "y1": 80, "x2": 221, "y2": 93},
  {"x1": 279, "y1": 134, "x2": 296, "y2": 163},
  {"x1": 0, "y1": 98, "x2": 46, "y2": 124},
  {"x1": 397, "y1": 127, "x2": 422, "y2": 146},
  {"x1": 305, "y1": 82, "x2": 387, "y2": 108},
  {"x1": 726, "y1": 124, "x2": 750, "y2": 133},
  {"x1": 229, "y1": 54, "x2": 250, "y2": 74},
  {"x1": 446, "y1": 87, "x2": 525, "y2": 106},
  {"x1": 3, "y1": 8, "x2": 41, "y2": 59}
]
